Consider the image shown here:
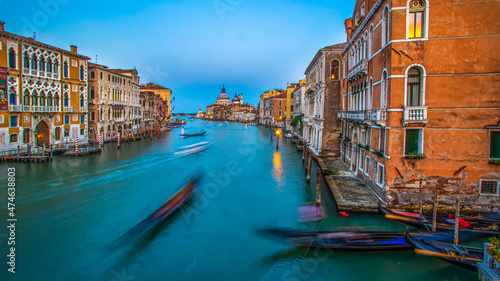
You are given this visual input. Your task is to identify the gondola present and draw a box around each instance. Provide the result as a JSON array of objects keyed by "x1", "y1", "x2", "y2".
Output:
[
  {"x1": 261, "y1": 228, "x2": 474, "y2": 251},
  {"x1": 381, "y1": 208, "x2": 500, "y2": 235},
  {"x1": 181, "y1": 130, "x2": 206, "y2": 137},
  {"x1": 113, "y1": 174, "x2": 200, "y2": 244},
  {"x1": 404, "y1": 229, "x2": 484, "y2": 271}
]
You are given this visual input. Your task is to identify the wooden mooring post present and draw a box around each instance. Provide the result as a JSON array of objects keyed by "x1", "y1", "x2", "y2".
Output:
[
  {"x1": 432, "y1": 189, "x2": 438, "y2": 232},
  {"x1": 454, "y1": 196, "x2": 461, "y2": 246},
  {"x1": 316, "y1": 167, "x2": 322, "y2": 206},
  {"x1": 307, "y1": 153, "x2": 312, "y2": 182}
]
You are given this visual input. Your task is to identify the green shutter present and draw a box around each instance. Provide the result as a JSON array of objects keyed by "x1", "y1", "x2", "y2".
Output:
[
  {"x1": 406, "y1": 130, "x2": 419, "y2": 155},
  {"x1": 491, "y1": 131, "x2": 500, "y2": 159}
]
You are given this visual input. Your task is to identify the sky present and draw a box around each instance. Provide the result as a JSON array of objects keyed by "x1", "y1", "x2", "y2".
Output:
[{"x1": 0, "y1": 0, "x2": 356, "y2": 113}]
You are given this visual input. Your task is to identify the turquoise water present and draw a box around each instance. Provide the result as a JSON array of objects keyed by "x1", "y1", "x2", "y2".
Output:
[{"x1": 0, "y1": 119, "x2": 479, "y2": 280}]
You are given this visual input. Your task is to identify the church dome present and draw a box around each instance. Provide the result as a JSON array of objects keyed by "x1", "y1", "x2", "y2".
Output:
[
  {"x1": 216, "y1": 85, "x2": 230, "y2": 104},
  {"x1": 232, "y1": 93, "x2": 240, "y2": 103}
]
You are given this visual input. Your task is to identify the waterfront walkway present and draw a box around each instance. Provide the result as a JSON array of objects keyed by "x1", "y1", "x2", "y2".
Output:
[{"x1": 313, "y1": 153, "x2": 383, "y2": 213}]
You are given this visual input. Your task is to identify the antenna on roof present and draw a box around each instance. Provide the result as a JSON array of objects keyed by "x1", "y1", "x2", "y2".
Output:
[
  {"x1": 33, "y1": 32, "x2": 36, "y2": 40},
  {"x1": 95, "y1": 55, "x2": 98, "y2": 64}
]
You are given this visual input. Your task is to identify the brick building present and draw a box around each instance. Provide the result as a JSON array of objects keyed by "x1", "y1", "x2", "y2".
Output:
[
  {"x1": 338, "y1": 0, "x2": 500, "y2": 208},
  {"x1": 304, "y1": 43, "x2": 346, "y2": 155}
]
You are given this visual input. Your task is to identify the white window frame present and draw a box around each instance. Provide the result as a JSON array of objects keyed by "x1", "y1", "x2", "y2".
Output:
[
  {"x1": 479, "y1": 180, "x2": 499, "y2": 196},
  {"x1": 9, "y1": 133, "x2": 19, "y2": 144},
  {"x1": 405, "y1": 0, "x2": 430, "y2": 41},
  {"x1": 0, "y1": 116, "x2": 4, "y2": 123},
  {"x1": 404, "y1": 64, "x2": 427, "y2": 107},
  {"x1": 377, "y1": 163, "x2": 385, "y2": 187},
  {"x1": 382, "y1": 5, "x2": 390, "y2": 48},
  {"x1": 379, "y1": 128, "x2": 386, "y2": 154},
  {"x1": 364, "y1": 156, "x2": 370, "y2": 176},
  {"x1": 404, "y1": 128, "x2": 424, "y2": 156},
  {"x1": 380, "y1": 70, "x2": 388, "y2": 109}
]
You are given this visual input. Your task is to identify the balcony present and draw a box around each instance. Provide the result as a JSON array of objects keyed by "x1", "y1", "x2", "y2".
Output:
[
  {"x1": 346, "y1": 59, "x2": 368, "y2": 81},
  {"x1": 115, "y1": 118, "x2": 125, "y2": 122},
  {"x1": 403, "y1": 106, "x2": 428, "y2": 126},
  {"x1": 9, "y1": 105, "x2": 23, "y2": 112},
  {"x1": 370, "y1": 109, "x2": 387, "y2": 125},
  {"x1": 23, "y1": 69, "x2": 29, "y2": 75},
  {"x1": 81, "y1": 107, "x2": 88, "y2": 112},
  {"x1": 64, "y1": 107, "x2": 73, "y2": 112},
  {"x1": 31, "y1": 69, "x2": 37, "y2": 76},
  {"x1": 28, "y1": 106, "x2": 60, "y2": 113},
  {"x1": 89, "y1": 99, "x2": 95, "y2": 104},
  {"x1": 46, "y1": 72, "x2": 52, "y2": 78},
  {"x1": 337, "y1": 110, "x2": 366, "y2": 122},
  {"x1": 53, "y1": 73, "x2": 59, "y2": 80}
]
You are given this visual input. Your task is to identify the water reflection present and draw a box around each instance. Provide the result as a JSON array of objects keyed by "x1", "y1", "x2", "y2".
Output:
[{"x1": 272, "y1": 151, "x2": 284, "y2": 190}]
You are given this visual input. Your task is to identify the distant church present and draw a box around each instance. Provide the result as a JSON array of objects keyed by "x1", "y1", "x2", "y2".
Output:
[{"x1": 216, "y1": 85, "x2": 243, "y2": 105}]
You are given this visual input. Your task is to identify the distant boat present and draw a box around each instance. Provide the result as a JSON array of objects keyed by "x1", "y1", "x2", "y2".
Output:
[
  {"x1": 404, "y1": 229, "x2": 484, "y2": 271},
  {"x1": 174, "y1": 141, "x2": 213, "y2": 157},
  {"x1": 203, "y1": 122, "x2": 207, "y2": 125},
  {"x1": 181, "y1": 130, "x2": 206, "y2": 138}
]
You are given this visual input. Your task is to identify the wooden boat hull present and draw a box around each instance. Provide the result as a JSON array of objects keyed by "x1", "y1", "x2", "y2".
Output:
[
  {"x1": 381, "y1": 208, "x2": 500, "y2": 235},
  {"x1": 404, "y1": 230, "x2": 484, "y2": 272}
]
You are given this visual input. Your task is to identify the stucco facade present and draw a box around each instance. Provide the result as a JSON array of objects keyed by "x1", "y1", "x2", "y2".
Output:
[{"x1": 338, "y1": 0, "x2": 500, "y2": 208}]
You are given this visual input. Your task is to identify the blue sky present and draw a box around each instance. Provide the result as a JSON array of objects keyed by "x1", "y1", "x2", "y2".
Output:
[{"x1": 1, "y1": 0, "x2": 356, "y2": 112}]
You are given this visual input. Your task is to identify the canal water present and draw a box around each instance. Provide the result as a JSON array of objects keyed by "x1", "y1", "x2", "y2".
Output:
[{"x1": 0, "y1": 119, "x2": 479, "y2": 281}]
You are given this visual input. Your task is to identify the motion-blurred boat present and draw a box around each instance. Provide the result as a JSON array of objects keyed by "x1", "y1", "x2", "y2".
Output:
[
  {"x1": 114, "y1": 174, "x2": 200, "y2": 244},
  {"x1": 404, "y1": 229, "x2": 484, "y2": 271},
  {"x1": 174, "y1": 141, "x2": 213, "y2": 157},
  {"x1": 261, "y1": 228, "x2": 479, "y2": 251}
]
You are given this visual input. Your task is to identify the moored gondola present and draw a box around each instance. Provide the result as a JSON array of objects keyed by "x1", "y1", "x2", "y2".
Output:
[
  {"x1": 181, "y1": 130, "x2": 206, "y2": 137},
  {"x1": 381, "y1": 208, "x2": 500, "y2": 235},
  {"x1": 404, "y1": 229, "x2": 484, "y2": 271}
]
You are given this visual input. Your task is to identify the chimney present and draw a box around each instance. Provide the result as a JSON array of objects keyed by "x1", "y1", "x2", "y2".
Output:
[
  {"x1": 70, "y1": 45, "x2": 78, "y2": 54},
  {"x1": 0, "y1": 21, "x2": 5, "y2": 32}
]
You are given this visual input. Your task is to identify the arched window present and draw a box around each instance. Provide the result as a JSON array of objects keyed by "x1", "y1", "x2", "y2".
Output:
[
  {"x1": 23, "y1": 52, "x2": 30, "y2": 69},
  {"x1": 407, "y1": 67, "x2": 422, "y2": 106},
  {"x1": 63, "y1": 94, "x2": 69, "y2": 107},
  {"x1": 369, "y1": 78, "x2": 373, "y2": 110},
  {"x1": 369, "y1": 25, "x2": 374, "y2": 56},
  {"x1": 90, "y1": 86, "x2": 95, "y2": 99},
  {"x1": 80, "y1": 94, "x2": 84, "y2": 107},
  {"x1": 39, "y1": 91, "x2": 46, "y2": 106},
  {"x1": 63, "y1": 61, "x2": 69, "y2": 78},
  {"x1": 47, "y1": 59, "x2": 52, "y2": 73},
  {"x1": 91, "y1": 111, "x2": 95, "y2": 121},
  {"x1": 31, "y1": 56, "x2": 37, "y2": 70},
  {"x1": 409, "y1": 0, "x2": 425, "y2": 38},
  {"x1": 8, "y1": 48, "x2": 16, "y2": 69},
  {"x1": 55, "y1": 127, "x2": 61, "y2": 140},
  {"x1": 381, "y1": 71, "x2": 388, "y2": 108},
  {"x1": 80, "y1": 65, "x2": 84, "y2": 80},
  {"x1": 331, "y1": 60, "x2": 340, "y2": 80},
  {"x1": 382, "y1": 7, "x2": 389, "y2": 46},
  {"x1": 31, "y1": 90, "x2": 39, "y2": 106},
  {"x1": 54, "y1": 94, "x2": 60, "y2": 108},
  {"x1": 9, "y1": 88, "x2": 17, "y2": 105},
  {"x1": 23, "y1": 90, "x2": 30, "y2": 106},
  {"x1": 53, "y1": 60, "x2": 59, "y2": 73},
  {"x1": 47, "y1": 93, "x2": 53, "y2": 106},
  {"x1": 39, "y1": 57, "x2": 45, "y2": 71}
]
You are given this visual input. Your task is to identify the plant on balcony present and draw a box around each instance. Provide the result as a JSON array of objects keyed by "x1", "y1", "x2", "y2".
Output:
[
  {"x1": 487, "y1": 236, "x2": 500, "y2": 262},
  {"x1": 345, "y1": 136, "x2": 351, "y2": 142},
  {"x1": 489, "y1": 159, "x2": 500, "y2": 165},
  {"x1": 404, "y1": 152, "x2": 425, "y2": 160},
  {"x1": 373, "y1": 150, "x2": 384, "y2": 157}
]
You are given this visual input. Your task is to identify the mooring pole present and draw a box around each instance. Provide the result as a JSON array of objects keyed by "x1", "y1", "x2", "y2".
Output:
[
  {"x1": 276, "y1": 132, "x2": 279, "y2": 150},
  {"x1": 316, "y1": 167, "x2": 322, "y2": 207},
  {"x1": 307, "y1": 153, "x2": 312, "y2": 182},
  {"x1": 432, "y1": 189, "x2": 438, "y2": 232},
  {"x1": 419, "y1": 180, "x2": 423, "y2": 215},
  {"x1": 454, "y1": 196, "x2": 461, "y2": 246}
]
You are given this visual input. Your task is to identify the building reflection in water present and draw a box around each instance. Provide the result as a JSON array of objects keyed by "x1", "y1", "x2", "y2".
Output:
[{"x1": 272, "y1": 151, "x2": 284, "y2": 190}]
